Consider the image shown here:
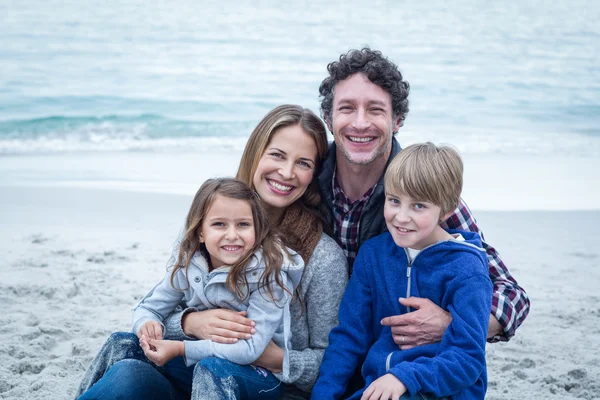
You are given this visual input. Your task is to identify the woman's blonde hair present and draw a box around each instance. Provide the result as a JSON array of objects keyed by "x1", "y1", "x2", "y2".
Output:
[
  {"x1": 171, "y1": 178, "x2": 291, "y2": 302},
  {"x1": 384, "y1": 142, "x2": 463, "y2": 217}
]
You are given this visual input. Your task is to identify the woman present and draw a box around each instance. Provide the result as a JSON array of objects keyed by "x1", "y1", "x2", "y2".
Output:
[{"x1": 76, "y1": 105, "x2": 348, "y2": 400}]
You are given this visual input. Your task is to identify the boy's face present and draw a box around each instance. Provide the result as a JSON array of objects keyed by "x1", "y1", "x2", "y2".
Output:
[{"x1": 384, "y1": 191, "x2": 448, "y2": 250}]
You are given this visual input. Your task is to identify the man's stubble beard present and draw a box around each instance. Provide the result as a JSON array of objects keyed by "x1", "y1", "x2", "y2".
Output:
[{"x1": 337, "y1": 136, "x2": 392, "y2": 167}]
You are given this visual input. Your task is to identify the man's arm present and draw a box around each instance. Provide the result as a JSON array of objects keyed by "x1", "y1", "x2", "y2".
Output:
[{"x1": 441, "y1": 198, "x2": 530, "y2": 341}]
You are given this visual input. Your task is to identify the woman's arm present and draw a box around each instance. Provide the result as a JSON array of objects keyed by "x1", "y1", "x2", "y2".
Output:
[
  {"x1": 311, "y1": 244, "x2": 372, "y2": 399},
  {"x1": 283, "y1": 235, "x2": 349, "y2": 392},
  {"x1": 163, "y1": 307, "x2": 255, "y2": 342},
  {"x1": 182, "y1": 272, "x2": 292, "y2": 367}
]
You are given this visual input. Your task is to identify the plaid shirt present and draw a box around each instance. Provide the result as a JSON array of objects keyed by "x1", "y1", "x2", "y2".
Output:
[
  {"x1": 440, "y1": 199, "x2": 530, "y2": 342},
  {"x1": 331, "y1": 169, "x2": 376, "y2": 267}
]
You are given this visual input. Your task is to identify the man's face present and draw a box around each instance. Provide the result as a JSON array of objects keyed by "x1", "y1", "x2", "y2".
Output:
[{"x1": 328, "y1": 73, "x2": 401, "y2": 166}]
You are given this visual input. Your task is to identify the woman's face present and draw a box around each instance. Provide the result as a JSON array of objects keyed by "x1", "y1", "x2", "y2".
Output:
[{"x1": 252, "y1": 124, "x2": 318, "y2": 219}]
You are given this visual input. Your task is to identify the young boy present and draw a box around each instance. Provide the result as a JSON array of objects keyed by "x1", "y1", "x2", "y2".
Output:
[{"x1": 311, "y1": 143, "x2": 493, "y2": 400}]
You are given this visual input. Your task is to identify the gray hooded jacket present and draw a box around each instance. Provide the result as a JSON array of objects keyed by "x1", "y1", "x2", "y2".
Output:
[{"x1": 132, "y1": 246, "x2": 304, "y2": 376}]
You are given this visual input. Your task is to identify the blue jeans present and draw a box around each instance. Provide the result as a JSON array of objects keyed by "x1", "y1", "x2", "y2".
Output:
[
  {"x1": 192, "y1": 357, "x2": 283, "y2": 400},
  {"x1": 76, "y1": 332, "x2": 283, "y2": 400}
]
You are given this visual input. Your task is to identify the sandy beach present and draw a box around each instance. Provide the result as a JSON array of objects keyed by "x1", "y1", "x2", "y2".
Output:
[
  {"x1": 2, "y1": 0, "x2": 599, "y2": 397},
  {"x1": 1, "y1": 151, "x2": 599, "y2": 400}
]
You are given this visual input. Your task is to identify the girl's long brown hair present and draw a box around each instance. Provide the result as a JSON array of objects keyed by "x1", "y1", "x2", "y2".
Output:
[{"x1": 170, "y1": 178, "x2": 291, "y2": 302}]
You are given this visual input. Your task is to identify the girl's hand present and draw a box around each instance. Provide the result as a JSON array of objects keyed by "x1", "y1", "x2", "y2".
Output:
[
  {"x1": 138, "y1": 320, "x2": 163, "y2": 340},
  {"x1": 139, "y1": 335, "x2": 183, "y2": 367},
  {"x1": 182, "y1": 309, "x2": 256, "y2": 343},
  {"x1": 361, "y1": 374, "x2": 407, "y2": 400},
  {"x1": 254, "y1": 340, "x2": 284, "y2": 374}
]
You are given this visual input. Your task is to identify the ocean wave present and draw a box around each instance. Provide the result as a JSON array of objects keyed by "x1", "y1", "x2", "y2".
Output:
[
  {"x1": 1, "y1": 116, "x2": 599, "y2": 157},
  {"x1": 0, "y1": 114, "x2": 254, "y2": 140},
  {"x1": 0, "y1": 135, "x2": 251, "y2": 154}
]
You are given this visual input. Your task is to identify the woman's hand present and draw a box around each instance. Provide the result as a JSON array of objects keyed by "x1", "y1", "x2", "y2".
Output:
[
  {"x1": 380, "y1": 297, "x2": 452, "y2": 349},
  {"x1": 361, "y1": 374, "x2": 407, "y2": 400},
  {"x1": 137, "y1": 320, "x2": 163, "y2": 340},
  {"x1": 182, "y1": 309, "x2": 256, "y2": 343},
  {"x1": 139, "y1": 335, "x2": 184, "y2": 367},
  {"x1": 254, "y1": 340, "x2": 284, "y2": 374}
]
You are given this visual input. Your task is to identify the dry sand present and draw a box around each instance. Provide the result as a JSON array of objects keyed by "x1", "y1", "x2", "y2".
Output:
[{"x1": 1, "y1": 185, "x2": 599, "y2": 399}]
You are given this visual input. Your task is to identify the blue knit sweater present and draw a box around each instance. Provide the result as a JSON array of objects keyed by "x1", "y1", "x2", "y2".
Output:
[{"x1": 312, "y1": 230, "x2": 492, "y2": 400}]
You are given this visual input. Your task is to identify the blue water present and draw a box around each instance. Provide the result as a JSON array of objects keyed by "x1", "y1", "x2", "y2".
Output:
[{"x1": 1, "y1": 0, "x2": 599, "y2": 155}]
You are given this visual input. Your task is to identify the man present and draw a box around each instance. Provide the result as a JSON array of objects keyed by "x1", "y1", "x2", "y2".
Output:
[{"x1": 316, "y1": 47, "x2": 529, "y2": 346}]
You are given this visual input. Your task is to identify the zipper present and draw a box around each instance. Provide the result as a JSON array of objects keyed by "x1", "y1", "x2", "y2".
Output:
[
  {"x1": 404, "y1": 249, "x2": 413, "y2": 312},
  {"x1": 386, "y1": 351, "x2": 393, "y2": 371}
]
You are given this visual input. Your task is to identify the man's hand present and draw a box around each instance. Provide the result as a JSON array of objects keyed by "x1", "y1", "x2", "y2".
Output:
[
  {"x1": 137, "y1": 320, "x2": 163, "y2": 340},
  {"x1": 380, "y1": 297, "x2": 452, "y2": 349},
  {"x1": 361, "y1": 373, "x2": 407, "y2": 400},
  {"x1": 254, "y1": 340, "x2": 284, "y2": 374},
  {"x1": 182, "y1": 309, "x2": 256, "y2": 343},
  {"x1": 139, "y1": 335, "x2": 184, "y2": 366}
]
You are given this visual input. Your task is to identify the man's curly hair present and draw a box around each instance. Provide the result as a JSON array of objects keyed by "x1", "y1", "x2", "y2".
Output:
[{"x1": 319, "y1": 47, "x2": 410, "y2": 129}]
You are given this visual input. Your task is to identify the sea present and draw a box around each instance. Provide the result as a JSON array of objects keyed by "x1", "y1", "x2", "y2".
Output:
[{"x1": 1, "y1": 0, "x2": 599, "y2": 209}]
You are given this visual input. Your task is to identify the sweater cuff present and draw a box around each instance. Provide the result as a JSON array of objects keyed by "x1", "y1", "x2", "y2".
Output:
[
  {"x1": 163, "y1": 307, "x2": 198, "y2": 341},
  {"x1": 281, "y1": 348, "x2": 322, "y2": 392}
]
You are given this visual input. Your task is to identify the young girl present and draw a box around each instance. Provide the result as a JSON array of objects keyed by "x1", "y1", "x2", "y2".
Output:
[{"x1": 132, "y1": 177, "x2": 303, "y2": 399}]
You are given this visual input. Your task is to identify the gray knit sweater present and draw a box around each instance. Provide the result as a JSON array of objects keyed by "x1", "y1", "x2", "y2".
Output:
[{"x1": 164, "y1": 232, "x2": 348, "y2": 399}]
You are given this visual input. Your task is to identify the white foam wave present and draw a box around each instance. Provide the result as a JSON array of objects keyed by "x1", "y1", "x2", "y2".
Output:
[
  {"x1": 1, "y1": 126, "x2": 599, "y2": 157},
  {"x1": 0, "y1": 136, "x2": 250, "y2": 154}
]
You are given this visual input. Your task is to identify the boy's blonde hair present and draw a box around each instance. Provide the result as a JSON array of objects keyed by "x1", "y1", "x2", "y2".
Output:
[{"x1": 384, "y1": 142, "x2": 463, "y2": 216}]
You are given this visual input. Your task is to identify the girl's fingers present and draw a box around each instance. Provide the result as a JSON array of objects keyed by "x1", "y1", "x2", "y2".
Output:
[{"x1": 150, "y1": 323, "x2": 158, "y2": 339}]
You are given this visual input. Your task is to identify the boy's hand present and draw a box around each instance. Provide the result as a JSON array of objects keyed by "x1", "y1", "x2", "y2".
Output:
[
  {"x1": 380, "y1": 297, "x2": 451, "y2": 349},
  {"x1": 138, "y1": 320, "x2": 163, "y2": 340},
  {"x1": 139, "y1": 335, "x2": 183, "y2": 366},
  {"x1": 361, "y1": 373, "x2": 407, "y2": 400}
]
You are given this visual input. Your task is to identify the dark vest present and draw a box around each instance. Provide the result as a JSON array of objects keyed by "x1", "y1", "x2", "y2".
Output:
[{"x1": 318, "y1": 138, "x2": 402, "y2": 273}]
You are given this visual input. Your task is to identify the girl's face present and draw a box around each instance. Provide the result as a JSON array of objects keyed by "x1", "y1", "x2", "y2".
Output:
[
  {"x1": 252, "y1": 124, "x2": 318, "y2": 220},
  {"x1": 199, "y1": 194, "x2": 256, "y2": 268}
]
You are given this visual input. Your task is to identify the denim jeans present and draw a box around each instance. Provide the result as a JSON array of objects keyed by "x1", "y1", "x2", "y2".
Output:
[
  {"x1": 76, "y1": 332, "x2": 283, "y2": 400},
  {"x1": 191, "y1": 357, "x2": 283, "y2": 400}
]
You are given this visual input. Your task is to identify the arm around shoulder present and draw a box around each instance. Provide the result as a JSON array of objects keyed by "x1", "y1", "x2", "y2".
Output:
[{"x1": 442, "y1": 199, "x2": 530, "y2": 342}]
